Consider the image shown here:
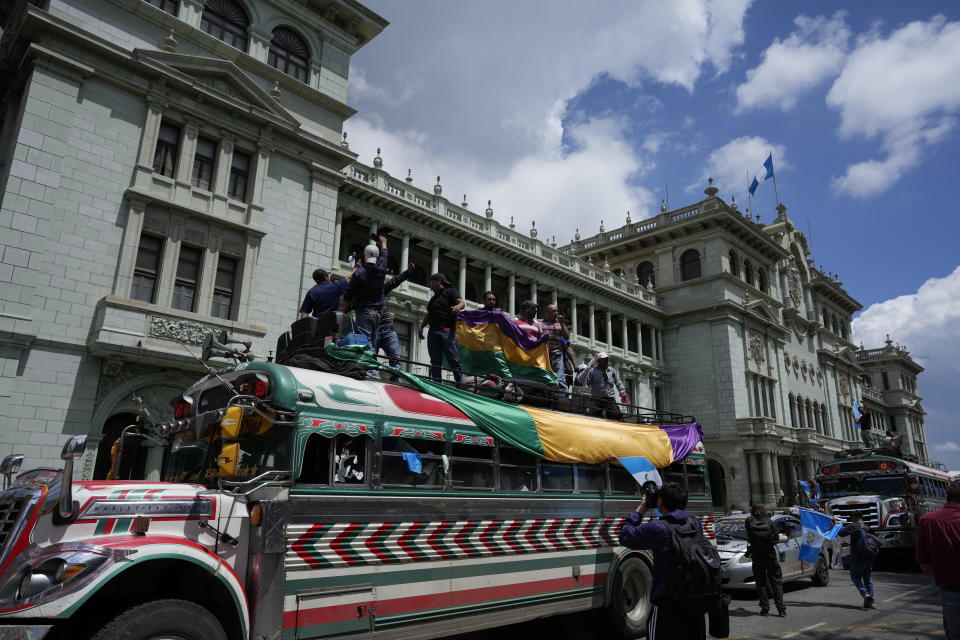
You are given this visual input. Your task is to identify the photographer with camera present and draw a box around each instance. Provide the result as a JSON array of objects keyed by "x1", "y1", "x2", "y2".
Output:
[{"x1": 619, "y1": 481, "x2": 718, "y2": 640}]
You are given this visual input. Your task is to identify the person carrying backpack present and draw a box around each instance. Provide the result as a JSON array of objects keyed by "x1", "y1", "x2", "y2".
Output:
[
  {"x1": 620, "y1": 481, "x2": 722, "y2": 639},
  {"x1": 745, "y1": 503, "x2": 786, "y2": 617},
  {"x1": 839, "y1": 513, "x2": 880, "y2": 608}
]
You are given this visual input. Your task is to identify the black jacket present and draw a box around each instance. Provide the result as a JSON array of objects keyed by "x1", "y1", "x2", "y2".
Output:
[{"x1": 746, "y1": 515, "x2": 779, "y2": 558}]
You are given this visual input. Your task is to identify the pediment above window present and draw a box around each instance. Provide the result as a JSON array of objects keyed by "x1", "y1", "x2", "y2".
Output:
[{"x1": 135, "y1": 50, "x2": 299, "y2": 127}]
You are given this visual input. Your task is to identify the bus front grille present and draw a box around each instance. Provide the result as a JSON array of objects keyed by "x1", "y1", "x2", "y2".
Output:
[
  {"x1": 0, "y1": 495, "x2": 27, "y2": 558},
  {"x1": 830, "y1": 502, "x2": 880, "y2": 528}
]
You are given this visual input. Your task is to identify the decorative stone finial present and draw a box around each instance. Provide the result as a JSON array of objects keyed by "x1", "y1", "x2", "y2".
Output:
[
  {"x1": 530, "y1": 220, "x2": 538, "y2": 239},
  {"x1": 602, "y1": 258, "x2": 610, "y2": 271},
  {"x1": 162, "y1": 28, "x2": 177, "y2": 53},
  {"x1": 660, "y1": 199, "x2": 667, "y2": 213},
  {"x1": 731, "y1": 195, "x2": 738, "y2": 211},
  {"x1": 509, "y1": 215, "x2": 515, "y2": 229},
  {"x1": 586, "y1": 256, "x2": 594, "y2": 266},
  {"x1": 373, "y1": 147, "x2": 383, "y2": 169},
  {"x1": 575, "y1": 228, "x2": 580, "y2": 241},
  {"x1": 704, "y1": 177, "x2": 719, "y2": 197},
  {"x1": 461, "y1": 194, "x2": 468, "y2": 207},
  {"x1": 405, "y1": 168, "x2": 413, "y2": 183},
  {"x1": 485, "y1": 200, "x2": 493, "y2": 218},
  {"x1": 341, "y1": 131, "x2": 349, "y2": 149},
  {"x1": 599, "y1": 219, "x2": 605, "y2": 233},
  {"x1": 646, "y1": 278, "x2": 654, "y2": 291},
  {"x1": 270, "y1": 81, "x2": 281, "y2": 101},
  {"x1": 551, "y1": 235, "x2": 557, "y2": 248},
  {"x1": 885, "y1": 334, "x2": 892, "y2": 346},
  {"x1": 434, "y1": 176, "x2": 442, "y2": 196},
  {"x1": 626, "y1": 210, "x2": 632, "y2": 224},
  {"x1": 775, "y1": 202, "x2": 788, "y2": 222}
]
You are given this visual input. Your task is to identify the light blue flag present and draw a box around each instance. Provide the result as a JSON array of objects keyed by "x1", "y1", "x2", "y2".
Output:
[
  {"x1": 619, "y1": 456, "x2": 663, "y2": 488},
  {"x1": 748, "y1": 153, "x2": 775, "y2": 195},
  {"x1": 401, "y1": 451, "x2": 422, "y2": 474},
  {"x1": 852, "y1": 400, "x2": 862, "y2": 428},
  {"x1": 798, "y1": 507, "x2": 841, "y2": 564}
]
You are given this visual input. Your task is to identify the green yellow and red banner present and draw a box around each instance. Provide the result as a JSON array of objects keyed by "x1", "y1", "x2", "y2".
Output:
[{"x1": 455, "y1": 309, "x2": 560, "y2": 387}]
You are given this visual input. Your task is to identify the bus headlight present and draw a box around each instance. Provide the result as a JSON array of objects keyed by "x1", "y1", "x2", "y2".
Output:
[{"x1": 3, "y1": 551, "x2": 108, "y2": 603}]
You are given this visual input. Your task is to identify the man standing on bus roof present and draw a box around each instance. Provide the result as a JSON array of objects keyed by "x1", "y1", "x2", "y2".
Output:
[
  {"x1": 298, "y1": 268, "x2": 353, "y2": 319},
  {"x1": 418, "y1": 273, "x2": 464, "y2": 383},
  {"x1": 343, "y1": 235, "x2": 389, "y2": 346},
  {"x1": 917, "y1": 479, "x2": 960, "y2": 640},
  {"x1": 577, "y1": 352, "x2": 628, "y2": 419},
  {"x1": 855, "y1": 402, "x2": 873, "y2": 449}
]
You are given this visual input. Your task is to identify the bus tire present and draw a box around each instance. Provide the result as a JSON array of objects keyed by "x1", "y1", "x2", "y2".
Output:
[
  {"x1": 90, "y1": 599, "x2": 227, "y2": 640},
  {"x1": 811, "y1": 554, "x2": 830, "y2": 587},
  {"x1": 600, "y1": 556, "x2": 652, "y2": 639}
]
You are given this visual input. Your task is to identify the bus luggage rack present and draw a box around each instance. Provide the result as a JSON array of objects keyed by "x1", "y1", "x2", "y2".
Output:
[{"x1": 274, "y1": 320, "x2": 694, "y2": 427}]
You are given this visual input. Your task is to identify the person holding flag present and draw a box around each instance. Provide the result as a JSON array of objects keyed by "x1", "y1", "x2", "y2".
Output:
[{"x1": 854, "y1": 400, "x2": 874, "y2": 449}]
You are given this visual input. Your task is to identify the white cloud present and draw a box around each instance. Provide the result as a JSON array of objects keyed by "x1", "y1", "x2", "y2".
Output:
[
  {"x1": 935, "y1": 442, "x2": 960, "y2": 453},
  {"x1": 853, "y1": 266, "x2": 960, "y2": 468},
  {"x1": 693, "y1": 136, "x2": 788, "y2": 202},
  {"x1": 736, "y1": 12, "x2": 850, "y2": 113},
  {"x1": 827, "y1": 16, "x2": 960, "y2": 197}
]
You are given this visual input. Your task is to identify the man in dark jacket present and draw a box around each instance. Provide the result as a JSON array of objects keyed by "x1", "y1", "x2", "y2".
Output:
[
  {"x1": 746, "y1": 503, "x2": 786, "y2": 616},
  {"x1": 619, "y1": 482, "x2": 706, "y2": 640},
  {"x1": 373, "y1": 263, "x2": 414, "y2": 379},
  {"x1": 839, "y1": 514, "x2": 876, "y2": 609},
  {"x1": 343, "y1": 235, "x2": 389, "y2": 345}
]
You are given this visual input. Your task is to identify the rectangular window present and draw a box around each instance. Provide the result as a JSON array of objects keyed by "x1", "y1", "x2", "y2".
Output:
[
  {"x1": 641, "y1": 326, "x2": 653, "y2": 357},
  {"x1": 450, "y1": 442, "x2": 494, "y2": 492},
  {"x1": 575, "y1": 464, "x2": 606, "y2": 494},
  {"x1": 380, "y1": 437, "x2": 444, "y2": 490},
  {"x1": 131, "y1": 235, "x2": 163, "y2": 303},
  {"x1": 172, "y1": 245, "x2": 202, "y2": 312},
  {"x1": 153, "y1": 122, "x2": 180, "y2": 178},
  {"x1": 609, "y1": 466, "x2": 639, "y2": 495},
  {"x1": 498, "y1": 445, "x2": 537, "y2": 492},
  {"x1": 541, "y1": 463, "x2": 573, "y2": 492},
  {"x1": 882, "y1": 371, "x2": 890, "y2": 390},
  {"x1": 211, "y1": 255, "x2": 238, "y2": 319},
  {"x1": 144, "y1": 0, "x2": 178, "y2": 15},
  {"x1": 228, "y1": 151, "x2": 250, "y2": 201},
  {"x1": 191, "y1": 137, "x2": 217, "y2": 191}
]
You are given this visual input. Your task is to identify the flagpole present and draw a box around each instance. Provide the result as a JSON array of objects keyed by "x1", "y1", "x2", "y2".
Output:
[
  {"x1": 769, "y1": 150, "x2": 781, "y2": 205},
  {"x1": 746, "y1": 170, "x2": 753, "y2": 214}
]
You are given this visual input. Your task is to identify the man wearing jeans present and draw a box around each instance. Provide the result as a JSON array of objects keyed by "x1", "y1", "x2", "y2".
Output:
[
  {"x1": 343, "y1": 235, "x2": 389, "y2": 346},
  {"x1": 374, "y1": 263, "x2": 414, "y2": 380},
  {"x1": 838, "y1": 514, "x2": 876, "y2": 609},
  {"x1": 918, "y1": 480, "x2": 960, "y2": 640},
  {"x1": 539, "y1": 304, "x2": 570, "y2": 389},
  {"x1": 418, "y1": 273, "x2": 464, "y2": 383}
]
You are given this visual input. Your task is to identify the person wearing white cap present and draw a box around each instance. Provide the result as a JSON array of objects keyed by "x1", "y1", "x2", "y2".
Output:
[{"x1": 576, "y1": 351, "x2": 628, "y2": 419}]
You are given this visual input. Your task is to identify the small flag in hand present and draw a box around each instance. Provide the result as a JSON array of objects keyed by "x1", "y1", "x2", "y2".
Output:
[
  {"x1": 799, "y1": 507, "x2": 841, "y2": 564},
  {"x1": 852, "y1": 400, "x2": 862, "y2": 427}
]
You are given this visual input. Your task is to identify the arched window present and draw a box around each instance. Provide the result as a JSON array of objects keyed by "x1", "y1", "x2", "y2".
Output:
[
  {"x1": 201, "y1": 0, "x2": 249, "y2": 51},
  {"x1": 840, "y1": 322, "x2": 849, "y2": 340},
  {"x1": 743, "y1": 259, "x2": 754, "y2": 286},
  {"x1": 796, "y1": 396, "x2": 805, "y2": 428},
  {"x1": 680, "y1": 249, "x2": 701, "y2": 281},
  {"x1": 789, "y1": 393, "x2": 797, "y2": 428},
  {"x1": 269, "y1": 27, "x2": 309, "y2": 82},
  {"x1": 636, "y1": 261, "x2": 655, "y2": 288},
  {"x1": 831, "y1": 314, "x2": 839, "y2": 335},
  {"x1": 758, "y1": 268, "x2": 768, "y2": 293},
  {"x1": 728, "y1": 250, "x2": 739, "y2": 277}
]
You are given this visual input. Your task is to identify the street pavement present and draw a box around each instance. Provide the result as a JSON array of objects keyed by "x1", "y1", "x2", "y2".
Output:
[{"x1": 448, "y1": 567, "x2": 943, "y2": 639}]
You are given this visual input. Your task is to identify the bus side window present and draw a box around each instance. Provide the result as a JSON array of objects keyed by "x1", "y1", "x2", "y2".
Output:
[
  {"x1": 333, "y1": 434, "x2": 367, "y2": 486},
  {"x1": 498, "y1": 445, "x2": 536, "y2": 492},
  {"x1": 380, "y1": 437, "x2": 445, "y2": 490},
  {"x1": 685, "y1": 463, "x2": 707, "y2": 496},
  {"x1": 663, "y1": 463, "x2": 685, "y2": 490},
  {"x1": 609, "y1": 466, "x2": 639, "y2": 495},
  {"x1": 450, "y1": 441, "x2": 494, "y2": 492},
  {"x1": 575, "y1": 464, "x2": 605, "y2": 494},
  {"x1": 297, "y1": 433, "x2": 331, "y2": 484},
  {"x1": 541, "y1": 463, "x2": 574, "y2": 492}
]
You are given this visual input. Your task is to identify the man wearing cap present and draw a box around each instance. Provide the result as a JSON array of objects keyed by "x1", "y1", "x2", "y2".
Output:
[
  {"x1": 418, "y1": 273, "x2": 464, "y2": 382},
  {"x1": 299, "y1": 268, "x2": 353, "y2": 319},
  {"x1": 577, "y1": 352, "x2": 628, "y2": 419},
  {"x1": 343, "y1": 235, "x2": 389, "y2": 346},
  {"x1": 514, "y1": 300, "x2": 541, "y2": 339}
]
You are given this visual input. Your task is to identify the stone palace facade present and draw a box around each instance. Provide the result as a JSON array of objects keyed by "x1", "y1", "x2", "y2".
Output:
[{"x1": 0, "y1": 0, "x2": 930, "y2": 509}]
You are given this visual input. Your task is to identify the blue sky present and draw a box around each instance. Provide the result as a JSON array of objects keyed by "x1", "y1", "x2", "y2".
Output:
[{"x1": 349, "y1": 1, "x2": 960, "y2": 469}]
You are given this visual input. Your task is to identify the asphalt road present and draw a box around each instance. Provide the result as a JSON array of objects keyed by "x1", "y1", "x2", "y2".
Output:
[{"x1": 447, "y1": 567, "x2": 943, "y2": 640}]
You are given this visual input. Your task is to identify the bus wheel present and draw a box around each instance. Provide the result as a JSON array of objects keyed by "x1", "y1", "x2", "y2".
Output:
[
  {"x1": 600, "y1": 556, "x2": 652, "y2": 639},
  {"x1": 811, "y1": 555, "x2": 830, "y2": 587},
  {"x1": 90, "y1": 599, "x2": 227, "y2": 640}
]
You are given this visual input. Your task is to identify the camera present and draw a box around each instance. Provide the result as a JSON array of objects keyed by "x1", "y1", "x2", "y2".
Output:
[{"x1": 642, "y1": 481, "x2": 659, "y2": 506}]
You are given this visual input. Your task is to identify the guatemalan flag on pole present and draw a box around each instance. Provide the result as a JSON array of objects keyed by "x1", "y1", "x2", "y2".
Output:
[
  {"x1": 748, "y1": 153, "x2": 775, "y2": 196},
  {"x1": 798, "y1": 507, "x2": 842, "y2": 564}
]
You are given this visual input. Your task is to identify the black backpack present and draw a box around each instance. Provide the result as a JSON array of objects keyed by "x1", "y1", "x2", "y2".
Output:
[
  {"x1": 854, "y1": 529, "x2": 881, "y2": 561},
  {"x1": 666, "y1": 518, "x2": 723, "y2": 613}
]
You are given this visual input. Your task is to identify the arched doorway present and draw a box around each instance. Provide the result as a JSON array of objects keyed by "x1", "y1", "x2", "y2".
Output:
[
  {"x1": 92, "y1": 413, "x2": 146, "y2": 480},
  {"x1": 707, "y1": 459, "x2": 727, "y2": 511}
]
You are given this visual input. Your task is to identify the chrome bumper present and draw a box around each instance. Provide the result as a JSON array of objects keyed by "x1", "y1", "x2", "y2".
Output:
[{"x1": 0, "y1": 626, "x2": 53, "y2": 640}]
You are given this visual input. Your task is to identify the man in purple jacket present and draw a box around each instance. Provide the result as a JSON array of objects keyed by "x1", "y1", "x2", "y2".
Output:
[{"x1": 619, "y1": 481, "x2": 707, "y2": 640}]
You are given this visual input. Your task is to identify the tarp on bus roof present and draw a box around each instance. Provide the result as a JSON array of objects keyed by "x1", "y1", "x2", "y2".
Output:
[{"x1": 325, "y1": 345, "x2": 703, "y2": 468}]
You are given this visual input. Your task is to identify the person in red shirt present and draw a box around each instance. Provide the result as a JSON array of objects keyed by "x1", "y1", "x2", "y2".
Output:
[{"x1": 917, "y1": 480, "x2": 960, "y2": 640}]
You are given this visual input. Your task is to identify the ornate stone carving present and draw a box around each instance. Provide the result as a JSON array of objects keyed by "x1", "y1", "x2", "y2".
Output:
[
  {"x1": 748, "y1": 334, "x2": 765, "y2": 367},
  {"x1": 148, "y1": 316, "x2": 215, "y2": 345},
  {"x1": 97, "y1": 359, "x2": 157, "y2": 404},
  {"x1": 839, "y1": 376, "x2": 850, "y2": 400},
  {"x1": 783, "y1": 353, "x2": 790, "y2": 369},
  {"x1": 787, "y1": 256, "x2": 802, "y2": 307}
]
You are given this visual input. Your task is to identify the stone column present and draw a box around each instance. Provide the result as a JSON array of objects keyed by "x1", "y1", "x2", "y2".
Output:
[
  {"x1": 635, "y1": 322, "x2": 643, "y2": 357},
  {"x1": 113, "y1": 198, "x2": 149, "y2": 296},
  {"x1": 369, "y1": 220, "x2": 378, "y2": 235},
  {"x1": 137, "y1": 95, "x2": 167, "y2": 168},
  {"x1": 508, "y1": 273, "x2": 516, "y2": 316},
  {"x1": 551, "y1": 288, "x2": 558, "y2": 305},
  {"x1": 770, "y1": 453, "x2": 782, "y2": 502},
  {"x1": 458, "y1": 254, "x2": 467, "y2": 300},
  {"x1": 570, "y1": 295, "x2": 578, "y2": 337},
  {"x1": 196, "y1": 230, "x2": 220, "y2": 316},
  {"x1": 236, "y1": 234, "x2": 260, "y2": 324},
  {"x1": 604, "y1": 309, "x2": 612, "y2": 348},
  {"x1": 333, "y1": 209, "x2": 344, "y2": 265},
  {"x1": 400, "y1": 232, "x2": 410, "y2": 272},
  {"x1": 589, "y1": 303, "x2": 596, "y2": 342},
  {"x1": 621, "y1": 317, "x2": 629, "y2": 352},
  {"x1": 484, "y1": 264, "x2": 492, "y2": 293},
  {"x1": 530, "y1": 279, "x2": 538, "y2": 305},
  {"x1": 156, "y1": 214, "x2": 184, "y2": 306},
  {"x1": 656, "y1": 328, "x2": 664, "y2": 362},
  {"x1": 142, "y1": 441, "x2": 165, "y2": 482},
  {"x1": 248, "y1": 29, "x2": 271, "y2": 64},
  {"x1": 174, "y1": 116, "x2": 199, "y2": 185},
  {"x1": 213, "y1": 132, "x2": 234, "y2": 198},
  {"x1": 430, "y1": 244, "x2": 439, "y2": 275},
  {"x1": 250, "y1": 141, "x2": 273, "y2": 207},
  {"x1": 748, "y1": 452, "x2": 761, "y2": 505}
]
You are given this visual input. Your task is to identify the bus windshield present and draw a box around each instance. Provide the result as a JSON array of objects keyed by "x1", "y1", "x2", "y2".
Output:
[
  {"x1": 163, "y1": 415, "x2": 291, "y2": 484},
  {"x1": 821, "y1": 475, "x2": 906, "y2": 498}
]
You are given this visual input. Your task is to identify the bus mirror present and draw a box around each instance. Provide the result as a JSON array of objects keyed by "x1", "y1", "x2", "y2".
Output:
[
  {"x1": 1, "y1": 454, "x2": 24, "y2": 490},
  {"x1": 220, "y1": 406, "x2": 243, "y2": 440},
  {"x1": 217, "y1": 443, "x2": 240, "y2": 478}
]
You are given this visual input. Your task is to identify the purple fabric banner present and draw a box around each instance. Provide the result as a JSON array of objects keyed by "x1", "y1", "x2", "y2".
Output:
[
  {"x1": 457, "y1": 309, "x2": 548, "y2": 351},
  {"x1": 662, "y1": 422, "x2": 704, "y2": 462}
]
